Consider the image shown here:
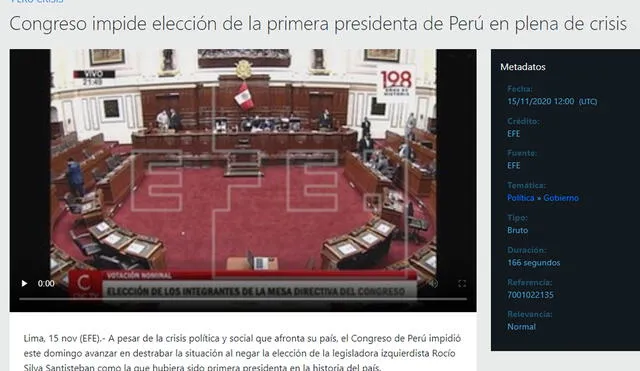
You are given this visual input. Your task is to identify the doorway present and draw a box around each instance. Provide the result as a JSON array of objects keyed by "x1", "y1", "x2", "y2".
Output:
[
  {"x1": 156, "y1": 96, "x2": 180, "y2": 113},
  {"x1": 50, "y1": 107, "x2": 59, "y2": 122},
  {"x1": 309, "y1": 93, "x2": 333, "y2": 124}
]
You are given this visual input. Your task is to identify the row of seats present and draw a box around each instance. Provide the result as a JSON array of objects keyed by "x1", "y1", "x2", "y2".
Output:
[
  {"x1": 51, "y1": 132, "x2": 79, "y2": 156},
  {"x1": 62, "y1": 189, "x2": 166, "y2": 271},
  {"x1": 70, "y1": 226, "x2": 143, "y2": 270},
  {"x1": 91, "y1": 154, "x2": 124, "y2": 182},
  {"x1": 51, "y1": 133, "x2": 104, "y2": 177}
]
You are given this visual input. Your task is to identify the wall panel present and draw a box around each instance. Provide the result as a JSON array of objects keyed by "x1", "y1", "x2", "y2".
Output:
[
  {"x1": 54, "y1": 91, "x2": 144, "y2": 144},
  {"x1": 347, "y1": 88, "x2": 435, "y2": 139},
  {"x1": 125, "y1": 95, "x2": 135, "y2": 129},
  {"x1": 61, "y1": 100, "x2": 75, "y2": 133}
]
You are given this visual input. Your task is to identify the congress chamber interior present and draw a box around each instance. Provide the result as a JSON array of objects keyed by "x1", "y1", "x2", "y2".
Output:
[{"x1": 49, "y1": 49, "x2": 438, "y2": 291}]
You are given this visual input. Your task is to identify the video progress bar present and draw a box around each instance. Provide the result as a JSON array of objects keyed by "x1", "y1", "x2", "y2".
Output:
[{"x1": 20, "y1": 297, "x2": 468, "y2": 302}]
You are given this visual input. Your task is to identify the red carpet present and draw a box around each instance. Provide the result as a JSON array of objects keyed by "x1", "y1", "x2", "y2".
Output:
[{"x1": 52, "y1": 165, "x2": 435, "y2": 270}]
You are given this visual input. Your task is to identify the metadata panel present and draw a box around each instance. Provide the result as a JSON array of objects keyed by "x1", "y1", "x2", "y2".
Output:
[{"x1": 492, "y1": 50, "x2": 640, "y2": 351}]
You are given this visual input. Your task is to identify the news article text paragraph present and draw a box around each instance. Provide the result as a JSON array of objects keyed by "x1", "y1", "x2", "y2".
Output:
[{"x1": 20, "y1": 330, "x2": 466, "y2": 370}]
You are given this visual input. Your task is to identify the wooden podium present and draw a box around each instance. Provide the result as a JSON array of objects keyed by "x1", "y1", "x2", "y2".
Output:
[
  {"x1": 79, "y1": 190, "x2": 105, "y2": 226},
  {"x1": 321, "y1": 235, "x2": 365, "y2": 270},
  {"x1": 122, "y1": 236, "x2": 167, "y2": 270},
  {"x1": 367, "y1": 217, "x2": 396, "y2": 239},
  {"x1": 224, "y1": 150, "x2": 263, "y2": 177},
  {"x1": 409, "y1": 249, "x2": 437, "y2": 278},
  {"x1": 349, "y1": 224, "x2": 392, "y2": 262}
]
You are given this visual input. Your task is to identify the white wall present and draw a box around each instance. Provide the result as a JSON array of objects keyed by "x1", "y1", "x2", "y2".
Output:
[
  {"x1": 52, "y1": 88, "x2": 144, "y2": 143},
  {"x1": 347, "y1": 87, "x2": 435, "y2": 139},
  {"x1": 51, "y1": 49, "x2": 436, "y2": 143}
]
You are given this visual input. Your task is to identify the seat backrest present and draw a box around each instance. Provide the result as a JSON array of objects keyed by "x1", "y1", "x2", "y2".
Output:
[
  {"x1": 118, "y1": 228, "x2": 135, "y2": 237},
  {"x1": 92, "y1": 167, "x2": 104, "y2": 179},
  {"x1": 69, "y1": 230, "x2": 87, "y2": 251},
  {"x1": 106, "y1": 157, "x2": 116, "y2": 170},
  {"x1": 64, "y1": 192, "x2": 74, "y2": 205},
  {"x1": 99, "y1": 255, "x2": 121, "y2": 266},
  {"x1": 136, "y1": 234, "x2": 159, "y2": 244}
]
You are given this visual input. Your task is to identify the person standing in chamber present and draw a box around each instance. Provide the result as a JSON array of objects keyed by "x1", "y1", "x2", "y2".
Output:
[
  {"x1": 405, "y1": 113, "x2": 416, "y2": 140},
  {"x1": 169, "y1": 109, "x2": 182, "y2": 131},
  {"x1": 358, "y1": 133, "x2": 375, "y2": 162},
  {"x1": 66, "y1": 157, "x2": 85, "y2": 197},
  {"x1": 361, "y1": 117, "x2": 371, "y2": 138},
  {"x1": 319, "y1": 109, "x2": 332, "y2": 129},
  {"x1": 156, "y1": 109, "x2": 169, "y2": 131}
]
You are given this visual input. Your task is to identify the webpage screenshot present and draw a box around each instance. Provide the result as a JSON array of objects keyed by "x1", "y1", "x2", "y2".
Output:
[
  {"x1": 3, "y1": 1, "x2": 639, "y2": 371},
  {"x1": 10, "y1": 47, "x2": 476, "y2": 369}
]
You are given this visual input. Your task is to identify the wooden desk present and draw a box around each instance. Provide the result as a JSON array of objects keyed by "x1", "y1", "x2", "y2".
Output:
[
  {"x1": 52, "y1": 148, "x2": 111, "y2": 198},
  {"x1": 100, "y1": 229, "x2": 134, "y2": 250},
  {"x1": 321, "y1": 235, "x2": 366, "y2": 270},
  {"x1": 132, "y1": 129, "x2": 358, "y2": 164},
  {"x1": 412, "y1": 244, "x2": 434, "y2": 260},
  {"x1": 385, "y1": 130, "x2": 436, "y2": 167},
  {"x1": 410, "y1": 250, "x2": 437, "y2": 277},
  {"x1": 51, "y1": 131, "x2": 76, "y2": 152},
  {"x1": 88, "y1": 218, "x2": 117, "y2": 240},
  {"x1": 382, "y1": 147, "x2": 435, "y2": 198},
  {"x1": 78, "y1": 190, "x2": 105, "y2": 226},
  {"x1": 411, "y1": 128, "x2": 437, "y2": 151},
  {"x1": 378, "y1": 187, "x2": 405, "y2": 229},
  {"x1": 123, "y1": 237, "x2": 167, "y2": 269},
  {"x1": 91, "y1": 221, "x2": 167, "y2": 269},
  {"x1": 350, "y1": 227, "x2": 384, "y2": 251},
  {"x1": 350, "y1": 225, "x2": 391, "y2": 263},
  {"x1": 343, "y1": 151, "x2": 393, "y2": 197},
  {"x1": 50, "y1": 244, "x2": 96, "y2": 288},
  {"x1": 367, "y1": 218, "x2": 396, "y2": 239},
  {"x1": 97, "y1": 154, "x2": 145, "y2": 205},
  {"x1": 388, "y1": 242, "x2": 437, "y2": 288},
  {"x1": 226, "y1": 257, "x2": 278, "y2": 270},
  {"x1": 50, "y1": 249, "x2": 75, "y2": 281},
  {"x1": 385, "y1": 130, "x2": 404, "y2": 152},
  {"x1": 429, "y1": 237, "x2": 437, "y2": 252},
  {"x1": 50, "y1": 185, "x2": 62, "y2": 231},
  {"x1": 81, "y1": 190, "x2": 103, "y2": 203},
  {"x1": 50, "y1": 133, "x2": 104, "y2": 177}
]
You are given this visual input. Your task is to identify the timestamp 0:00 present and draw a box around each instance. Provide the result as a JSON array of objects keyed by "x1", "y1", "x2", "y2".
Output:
[{"x1": 507, "y1": 291, "x2": 555, "y2": 299}]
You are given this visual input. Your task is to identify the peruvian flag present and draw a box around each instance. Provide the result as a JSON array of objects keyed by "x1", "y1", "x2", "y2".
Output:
[{"x1": 234, "y1": 81, "x2": 254, "y2": 110}]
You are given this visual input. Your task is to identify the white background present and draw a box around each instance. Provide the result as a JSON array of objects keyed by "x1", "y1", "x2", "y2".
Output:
[
  {"x1": 11, "y1": 313, "x2": 476, "y2": 370},
  {"x1": 2, "y1": 0, "x2": 640, "y2": 370}
]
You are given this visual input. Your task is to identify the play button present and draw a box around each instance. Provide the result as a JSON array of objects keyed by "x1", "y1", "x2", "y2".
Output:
[{"x1": 21, "y1": 280, "x2": 27, "y2": 287}]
